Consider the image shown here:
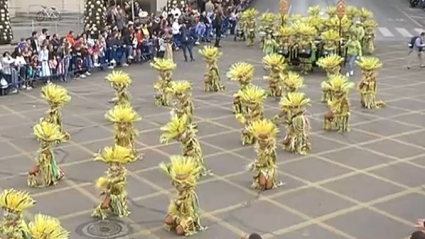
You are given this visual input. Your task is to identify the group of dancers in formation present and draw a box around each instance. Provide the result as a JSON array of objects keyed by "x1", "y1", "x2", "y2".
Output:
[
  {"x1": 0, "y1": 7, "x2": 388, "y2": 239},
  {"x1": 239, "y1": 5, "x2": 377, "y2": 75}
]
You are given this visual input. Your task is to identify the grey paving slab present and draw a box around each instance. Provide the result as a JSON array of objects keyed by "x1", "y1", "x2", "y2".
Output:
[{"x1": 0, "y1": 40, "x2": 424, "y2": 239}]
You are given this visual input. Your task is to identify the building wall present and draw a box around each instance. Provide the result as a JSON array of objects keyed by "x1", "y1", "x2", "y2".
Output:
[{"x1": 8, "y1": 0, "x2": 168, "y2": 16}]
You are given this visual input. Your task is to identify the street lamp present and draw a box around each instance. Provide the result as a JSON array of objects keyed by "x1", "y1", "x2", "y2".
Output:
[
  {"x1": 280, "y1": 0, "x2": 289, "y2": 26},
  {"x1": 336, "y1": 0, "x2": 346, "y2": 56}
]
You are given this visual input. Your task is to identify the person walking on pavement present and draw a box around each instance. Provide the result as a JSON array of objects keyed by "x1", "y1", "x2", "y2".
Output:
[
  {"x1": 180, "y1": 23, "x2": 195, "y2": 62},
  {"x1": 345, "y1": 35, "x2": 362, "y2": 77},
  {"x1": 407, "y1": 32, "x2": 425, "y2": 69},
  {"x1": 213, "y1": 10, "x2": 223, "y2": 47}
]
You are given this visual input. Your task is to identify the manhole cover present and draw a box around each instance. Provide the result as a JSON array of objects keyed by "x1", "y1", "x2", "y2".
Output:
[{"x1": 76, "y1": 219, "x2": 132, "y2": 239}]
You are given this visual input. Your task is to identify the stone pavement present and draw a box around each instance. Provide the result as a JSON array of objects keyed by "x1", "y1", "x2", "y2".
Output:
[{"x1": 0, "y1": 41, "x2": 425, "y2": 239}]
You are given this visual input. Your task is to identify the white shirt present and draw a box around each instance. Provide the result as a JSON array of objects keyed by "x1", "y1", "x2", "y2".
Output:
[
  {"x1": 38, "y1": 34, "x2": 46, "y2": 47},
  {"x1": 172, "y1": 21, "x2": 181, "y2": 34},
  {"x1": 15, "y1": 56, "x2": 26, "y2": 66},
  {"x1": 158, "y1": 38, "x2": 165, "y2": 51},
  {"x1": 1, "y1": 57, "x2": 15, "y2": 75},
  {"x1": 171, "y1": 8, "x2": 181, "y2": 19}
]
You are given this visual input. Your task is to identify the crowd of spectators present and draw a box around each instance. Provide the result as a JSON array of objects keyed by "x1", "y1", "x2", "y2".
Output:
[{"x1": 0, "y1": 0, "x2": 253, "y2": 96}]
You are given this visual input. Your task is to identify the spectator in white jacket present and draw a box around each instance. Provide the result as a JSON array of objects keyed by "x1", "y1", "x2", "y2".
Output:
[
  {"x1": 14, "y1": 52, "x2": 31, "y2": 90},
  {"x1": 1, "y1": 52, "x2": 18, "y2": 94}
]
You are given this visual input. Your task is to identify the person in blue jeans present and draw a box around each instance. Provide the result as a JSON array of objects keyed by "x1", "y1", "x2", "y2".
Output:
[{"x1": 180, "y1": 23, "x2": 196, "y2": 62}]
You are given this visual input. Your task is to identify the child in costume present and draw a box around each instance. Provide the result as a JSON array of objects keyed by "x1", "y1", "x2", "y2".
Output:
[
  {"x1": 235, "y1": 85, "x2": 266, "y2": 145},
  {"x1": 262, "y1": 34, "x2": 278, "y2": 56},
  {"x1": 150, "y1": 58, "x2": 177, "y2": 106},
  {"x1": 323, "y1": 74, "x2": 354, "y2": 133},
  {"x1": 279, "y1": 92, "x2": 311, "y2": 155},
  {"x1": 262, "y1": 54, "x2": 286, "y2": 98},
  {"x1": 170, "y1": 81, "x2": 194, "y2": 123},
  {"x1": 246, "y1": 119, "x2": 283, "y2": 190},
  {"x1": 227, "y1": 62, "x2": 255, "y2": 114},
  {"x1": 199, "y1": 46, "x2": 225, "y2": 92},
  {"x1": 356, "y1": 56, "x2": 385, "y2": 109},
  {"x1": 105, "y1": 71, "x2": 132, "y2": 106},
  {"x1": 28, "y1": 122, "x2": 67, "y2": 187},
  {"x1": 160, "y1": 155, "x2": 206, "y2": 236},
  {"x1": 92, "y1": 145, "x2": 136, "y2": 219}
]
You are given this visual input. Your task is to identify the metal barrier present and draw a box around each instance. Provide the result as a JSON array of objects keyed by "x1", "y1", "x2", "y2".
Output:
[{"x1": 11, "y1": 20, "x2": 84, "y2": 41}]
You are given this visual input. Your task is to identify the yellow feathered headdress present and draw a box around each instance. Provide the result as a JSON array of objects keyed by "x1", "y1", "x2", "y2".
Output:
[
  {"x1": 150, "y1": 58, "x2": 177, "y2": 72},
  {"x1": 33, "y1": 121, "x2": 67, "y2": 143},
  {"x1": 356, "y1": 57, "x2": 383, "y2": 71},
  {"x1": 238, "y1": 85, "x2": 267, "y2": 106},
  {"x1": 24, "y1": 214, "x2": 69, "y2": 239},
  {"x1": 105, "y1": 71, "x2": 132, "y2": 88},
  {"x1": 0, "y1": 189, "x2": 35, "y2": 212},
  {"x1": 279, "y1": 92, "x2": 311, "y2": 109},
  {"x1": 199, "y1": 45, "x2": 222, "y2": 62},
  {"x1": 160, "y1": 114, "x2": 189, "y2": 144},
  {"x1": 248, "y1": 119, "x2": 279, "y2": 141},
  {"x1": 321, "y1": 74, "x2": 354, "y2": 94},
  {"x1": 227, "y1": 62, "x2": 255, "y2": 85},
  {"x1": 283, "y1": 71, "x2": 305, "y2": 91},
  {"x1": 316, "y1": 55, "x2": 344, "y2": 72},
  {"x1": 262, "y1": 54, "x2": 286, "y2": 71},
  {"x1": 41, "y1": 84, "x2": 71, "y2": 106},
  {"x1": 170, "y1": 80, "x2": 192, "y2": 96},
  {"x1": 94, "y1": 145, "x2": 136, "y2": 164},
  {"x1": 105, "y1": 104, "x2": 142, "y2": 124},
  {"x1": 159, "y1": 155, "x2": 200, "y2": 187}
]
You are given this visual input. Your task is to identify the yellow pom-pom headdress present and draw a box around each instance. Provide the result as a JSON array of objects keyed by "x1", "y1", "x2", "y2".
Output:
[
  {"x1": 105, "y1": 71, "x2": 132, "y2": 88},
  {"x1": 24, "y1": 214, "x2": 69, "y2": 239},
  {"x1": 94, "y1": 145, "x2": 136, "y2": 164},
  {"x1": 41, "y1": 84, "x2": 71, "y2": 107},
  {"x1": 159, "y1": 155, "x2": 200, "y2": 187},
  {"x1": 227, "y1": 62, "x2": 255, "y2": 85},
  {"x1": 33, "y1": 121, "x2": 67, "y2": 143},
  {"x1": 106, "y1": 105, "x2": 142, "y2": 123},
  {"x1": 0, "y1": 189, "x2": 35, "y2": 212}
]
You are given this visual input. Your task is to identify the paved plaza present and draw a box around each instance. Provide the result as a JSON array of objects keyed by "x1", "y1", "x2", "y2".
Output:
[{"x1": 0, "y1": 41, "x2": 425, "y2": 239}]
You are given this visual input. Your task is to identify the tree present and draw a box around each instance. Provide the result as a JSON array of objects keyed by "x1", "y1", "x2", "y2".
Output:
[
  {"x1": 0, "y1": 0, "x2": 13, "y2": 45},
  {"x1": 84, "y1": 0, "x2": 107, "y2": 38}
]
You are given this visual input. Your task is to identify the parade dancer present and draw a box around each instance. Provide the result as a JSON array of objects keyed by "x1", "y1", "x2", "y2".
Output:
[
  {"x1": 246, "y1": 119, "x2": 283, "y2": 190},
  {"x1": 151, "y1": 58, "x2": 177, "y2": 106},
  {"x1": 106, "y1": 71, "x2": 132, "y2": 106},
  {"x1": 92, "y1": 145, "x2": 136, "y2": 219},
  {"x1": 235, "y1": 85, "x2": 266, "y2": 145},
  {"x1": 28, "y1": 122, "x2": 67, "y2": 187},
  {"x1": 161, "y1": 155, "x2": 206, "y2": 236},
  {"x1": 199, "y1": 46, "x2": 225, "y2": 92},
  {"x1": 227, "y1": 62, "x2": 255, "y2": 114},
  {"x1": 323, "y1": 74, "x2": 354, "y2": 133}
]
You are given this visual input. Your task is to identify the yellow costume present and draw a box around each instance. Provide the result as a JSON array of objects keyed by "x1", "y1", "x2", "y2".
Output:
[
  {"x1": 246, "y1": 119, "x2": 282, "y2": 190},
  {"x1": 323, "y1": 75, "x2": 354, "y2": 132},
  {"x1": 28, "y1": 122, "x2": 67, "y2": 187},
  {"x1": 92, "y1": 145, "x2": 136, "y2": 219},
  {"x1": 160, "y1": 155, "x2": 206, "y2": 236},
  {"x1": 151, "y1": 58, "x2": 177, "y2": 106},
  {"x1": 227, "y1": 62, "x2": 255, "y2": 114},
  {"x1": 106, "y1": 71, "x2": 132, "y2": 106},
  {"x1": 235, "y1": 85, "x2": 266, "y2": 145},
  {"x1": 356, "y1": 57, "x2": 385, "y2": 109},
  {"x1": 199, "y1": 46, "x2": 225, "y2": 92},
  {"x1": 262, "y1": 54, "x2": 286, "y2": 98}
]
